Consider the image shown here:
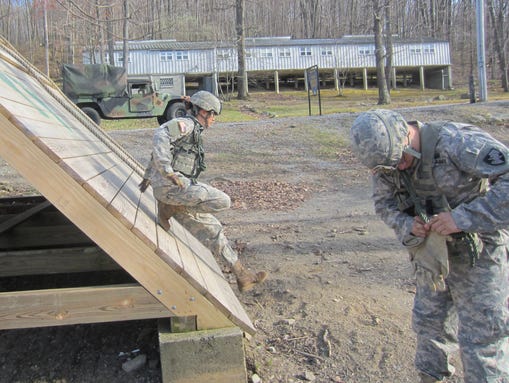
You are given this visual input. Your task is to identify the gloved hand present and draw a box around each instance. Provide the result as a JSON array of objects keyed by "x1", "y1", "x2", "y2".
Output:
[
  {"x1": 167, "y1": 173, "x2": 185, "y2": 188},
  {"x1": 138, "y1": 178, "x2": 150, "y2": 192},
  {"x1": 408, "y1": 231, "x2": 449, "y2": 292}
]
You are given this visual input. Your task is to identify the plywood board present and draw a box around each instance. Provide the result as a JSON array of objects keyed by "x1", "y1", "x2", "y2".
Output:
[{"x1": 0, "y1": 38, "x2": 254, "y2": 334}]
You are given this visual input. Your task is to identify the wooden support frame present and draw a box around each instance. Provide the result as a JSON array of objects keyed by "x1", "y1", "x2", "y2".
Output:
[{"x1": 0, "y1": 38, "x2": 255, "y2": 335}]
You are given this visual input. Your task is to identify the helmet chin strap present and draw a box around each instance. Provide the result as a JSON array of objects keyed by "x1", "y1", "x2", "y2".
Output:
[{"x1": 403, "y1": 146, "x2": 421, "y2": 159}]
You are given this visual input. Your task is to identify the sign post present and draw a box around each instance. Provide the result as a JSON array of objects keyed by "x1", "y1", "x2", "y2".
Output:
[{"x1": 306, "y1": 65, "x2": 322, "y2": 116}]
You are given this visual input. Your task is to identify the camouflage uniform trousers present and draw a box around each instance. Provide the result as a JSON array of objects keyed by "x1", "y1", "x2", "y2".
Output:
[
  {"x1": 153, "y1": 181, "x2": 238, "y2": 266},
  {"x1": 412, "y1": 234, "x2": 509, "y2": 383}
]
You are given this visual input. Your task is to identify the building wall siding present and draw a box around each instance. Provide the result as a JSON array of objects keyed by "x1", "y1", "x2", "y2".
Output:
[{"x1": 85, "y1": 37, "x2": 450, "y2": 77}]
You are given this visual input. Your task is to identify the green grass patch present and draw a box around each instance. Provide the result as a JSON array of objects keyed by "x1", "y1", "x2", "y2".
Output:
[{"x1": 97, "y1": 87, "x2": 509, "y2": 130}]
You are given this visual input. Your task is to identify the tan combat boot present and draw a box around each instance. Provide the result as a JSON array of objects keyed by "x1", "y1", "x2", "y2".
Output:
[
  {"x1": 157, "y1": 201, "x2": 185, "y2": 231},
  {"x1": 419, "y1": 372, "x2": 441, "y2": 383},
  {"x1": 232, "y1": 261, "x2": 268, "y2": 292}
]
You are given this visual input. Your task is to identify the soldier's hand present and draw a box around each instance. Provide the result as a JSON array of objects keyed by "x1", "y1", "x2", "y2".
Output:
[
  {"x1": 168, "y1": 173, "x2": 185, "y2": 188},
  {"x1": 138, "y1": 178, "x2": 150, "y2": 192},
  {"x1": 411, "y1": 216, "x2": 429, "y2": 238},
  {"x1": 426, "y1": 212, "x2": 461, "y2": 236}
]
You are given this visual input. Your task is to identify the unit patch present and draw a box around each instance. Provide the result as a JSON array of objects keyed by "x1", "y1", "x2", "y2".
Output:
[{"x1": 483, "y1": 148, "x2": 506, "y2": 166}]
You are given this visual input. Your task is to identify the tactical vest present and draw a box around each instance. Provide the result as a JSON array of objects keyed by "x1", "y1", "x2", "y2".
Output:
[
  {"x1": 408, "y1": 122, "x2": 450, "y2": 216},
  {"x1": 399, "y1": 122, "x2": 486, "y2": 217},
  {"x1": 171, "y1": 117, "x2": 206, "y2": 180},
  {"x1": 397, "y1": 122, "x2": 485, "y2": 265}
]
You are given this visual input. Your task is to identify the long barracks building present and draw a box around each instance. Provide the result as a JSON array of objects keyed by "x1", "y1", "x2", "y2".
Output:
[{"x1": 84, "y1": 35, "x2": 452, "y2": 95}]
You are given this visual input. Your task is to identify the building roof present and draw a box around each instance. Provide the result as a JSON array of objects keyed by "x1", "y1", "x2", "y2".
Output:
[{"x1": 113, "y1": 35, "x2": 447, "y2": 51}]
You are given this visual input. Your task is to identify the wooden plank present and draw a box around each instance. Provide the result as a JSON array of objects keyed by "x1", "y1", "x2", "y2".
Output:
[
  {"x1": 171, "y1": 219, "x2": 223, "y2": 275},
  {"x1": 0, "y1": 224, "x2": 92, "y2": 250},
  {"x1": 59, "y1": 152, "x2": 119, "y2": 185},
  {"x1": 131, "y1": 180, "x2": 159, "y2": 248},
  {"x1": 0, "y1": 284, "x2": 172, "y2": 330},
  {"x1": 0, "y1": 246, "x2": 119, "y2": 277},
  {"x1": 0, "y1": 60, "x2": 90, "y2": 131},
  {"x1": 155, "y1": 225, "x2": 184, "y2": 273},
  {"x1": 39, "y1": 137, "x2": 110, "y2": 159},
  {"x1": 0, "y1": 85, "x2": 83, "y2": 130},
  {"x1": 0, "y1": 200, "x2": 51, "y2": 234},
  {"x1": 83, "y1": 161, "x2": 134, "y2": 208}
]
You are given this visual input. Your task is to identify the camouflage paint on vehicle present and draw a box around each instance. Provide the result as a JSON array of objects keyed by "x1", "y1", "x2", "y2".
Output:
[{"x1": 62, "y1": 64, "x2": 186, "y2": 124}]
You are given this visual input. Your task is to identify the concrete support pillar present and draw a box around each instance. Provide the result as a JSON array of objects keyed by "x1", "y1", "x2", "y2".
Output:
[
  {"x1": 447, "y1": 65, "x2": 453, "y2": 89},
  {"x1": 334, "y1": 68, "x2": 339, "y2": 92},
  {"x1": 274, "y1": 70, "x2": 279, "y2": 94},
  {"x1": 362, "y1": 67, "x2": 368, "y2": 90},
  {"x1": 158, "y1": 319, "x2": 248, "y2": 383},
  {"x1": 392, "y1": 67, "x2": 397, "y2": 89},
  {"x1": 419, "y1": 66, "x2": 425, "y2": 91}
]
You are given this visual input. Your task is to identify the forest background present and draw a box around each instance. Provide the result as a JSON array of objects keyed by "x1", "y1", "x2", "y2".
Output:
[{"x1": 0, "y1": 0, "x2": 508, "y2": 93}]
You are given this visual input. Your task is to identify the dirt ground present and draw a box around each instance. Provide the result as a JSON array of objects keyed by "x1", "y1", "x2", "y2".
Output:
[{"x1": 1, "y1": 99, "x2": 509, "y2": 383}]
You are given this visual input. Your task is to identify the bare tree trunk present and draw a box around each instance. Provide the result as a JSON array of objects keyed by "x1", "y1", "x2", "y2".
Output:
[
  {"x1": 373, "y1": 0, "x2": 391, "y2": 104},
  {"x1": 236, "y1": 0, "x2": 248, "y2": 99},
  {"x1": 106, "y1": 4, "x2": 115, "y2": 66},
  {"x1": 487, "y1": 0, "x2": 509, "y2": 92},
  {"x1": 385, "y1": 1, "x2": 394, "y2": 90},
  {"x1": 42, "y1": 0, "x2": 49, "y2": 76},
  {"x1": 122, "y1": 0, "x2": 129, "y2": 72}
]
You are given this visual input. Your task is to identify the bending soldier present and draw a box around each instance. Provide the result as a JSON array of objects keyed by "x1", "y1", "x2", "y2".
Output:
[{"x1": 350, "y1": 109, "x2": 509, "y2": 383}]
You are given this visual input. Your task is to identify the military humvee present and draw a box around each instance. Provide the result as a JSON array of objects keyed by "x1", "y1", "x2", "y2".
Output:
[{"x1": 62, "y1": 64, "x2": 187, "y2": 125}]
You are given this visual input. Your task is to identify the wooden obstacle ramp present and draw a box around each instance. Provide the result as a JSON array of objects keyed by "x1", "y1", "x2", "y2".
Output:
[{"x1": 0, "y1": 37, "x2": 254, "y2": 335}]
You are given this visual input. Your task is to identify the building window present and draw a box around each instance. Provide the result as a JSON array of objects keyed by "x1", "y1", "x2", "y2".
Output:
[
  {"x1": 175, "y1": 51, "x2": 189, "y2": 60},
  {"x1": 410, "y1": 48, "x2": 422, "y2": 54},
  {"x1": 160, "y1": 51, "x2": 172, "y2": 61},
  {"x1": 279, "y1": 48, "x2": 291, "y2": 57},
  {"x1": 245, "y1": 50, "x2": 253, "y2": 59},
  {"x1": 359, "y1": 48, "x2": 372, "y2": 55},
  {"x1": 424, "y1": 45, "x2": 435, "y2": 54},
  {"x1": 118, "y1": 55, "x2": 131, "y2": 63},
  {"x1": 299, "y1": 47, "x2": 312, "y2": 56},
  {"x1": 321, "y1": 48, "x2": 333, "y2": 56},
  {"x1": 217, "y1": 49, "x2": 231, "y2": 59},
  {"x1": 260, "y1": 48, "x2": 273, "y2": 58}
]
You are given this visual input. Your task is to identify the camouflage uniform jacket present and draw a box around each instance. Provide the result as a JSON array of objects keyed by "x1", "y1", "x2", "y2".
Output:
[
  {"x1": 144, "y1": 116, "x2": 204, "y2": 189},
  {"x1": 372, "y1": 121, "x2": 509, "y2": 248}
]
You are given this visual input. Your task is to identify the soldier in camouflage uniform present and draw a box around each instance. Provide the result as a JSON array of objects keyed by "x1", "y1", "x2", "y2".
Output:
[
  {"x1": 140, "y1": 91, "x2": 267, "y2": 293},
  {"x1": 349, "y1": 109, "x2": 509, "y2": 383}
]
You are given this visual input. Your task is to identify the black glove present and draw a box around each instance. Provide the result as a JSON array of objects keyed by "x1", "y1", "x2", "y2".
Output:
[{"x1": 138, "y1": 178, "x2": 150, "y2": 192}]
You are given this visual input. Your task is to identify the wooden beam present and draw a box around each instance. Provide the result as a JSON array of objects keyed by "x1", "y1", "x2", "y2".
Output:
[
  {"x1": 0, "y1": 200, "x2": 51, "y2": 234},
  {"x1": 0, "y1": 246, "x2": 119, "y2": 277},
  {"x1": 0, "y1": 283, "x2": 172, "y2": 330}
]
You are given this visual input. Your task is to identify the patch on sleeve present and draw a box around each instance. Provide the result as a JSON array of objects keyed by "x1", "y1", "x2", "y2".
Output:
[
  {"x1": 483, "y1": 148, "x2": 506, "y2": 166},
  {"x1": 178, "y1": 121, "x2": 187, "y2": 133}
]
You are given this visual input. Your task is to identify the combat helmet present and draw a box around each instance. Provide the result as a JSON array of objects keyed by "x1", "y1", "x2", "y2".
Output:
[
  {"x1": 190, "y1": 90, "x2": 222, "y2": 115},
  {"x1": 350, "y1": 109, "x2": 410, "y2": 169}
]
